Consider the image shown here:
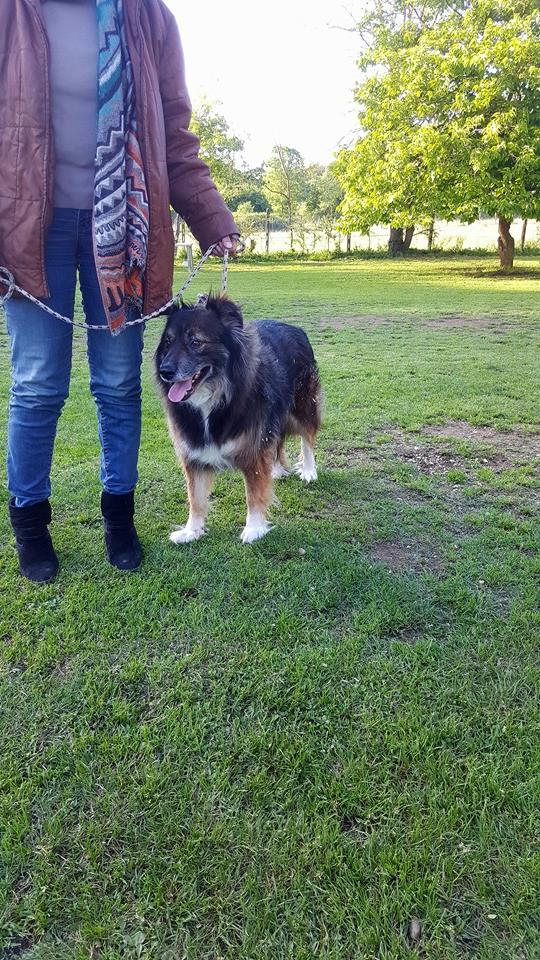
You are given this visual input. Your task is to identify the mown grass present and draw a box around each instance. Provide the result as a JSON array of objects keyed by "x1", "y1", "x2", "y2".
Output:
[{"x1": 0, "y1": 255, "x2": 539, "y2": 959}]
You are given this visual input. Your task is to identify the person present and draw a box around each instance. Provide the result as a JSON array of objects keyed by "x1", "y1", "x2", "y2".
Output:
[{"x1": 0, "y1": 0, "x2": 240, "y2": 584}]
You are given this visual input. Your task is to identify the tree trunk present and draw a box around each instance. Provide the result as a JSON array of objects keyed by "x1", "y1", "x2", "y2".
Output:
[
  {"x1": 346, "y1": 233, "x2": 351, "y2": 253},
  {"x1": 427, "y1": 220, "x2": 435, "y2": 252},
  {"x1": 388, "y1": 226, "x2": 404, "y2": 256},
  {"x1": 403, "y1": 225, "x2": 415, "y2": 251},
  {"x1": 289, "y1": 201, "x2": 294, "y2": 251},
  {"x1": 388, "y1": 225, "x2": 415, "y2": 255},
  {"x1": 497, "y1": 216, "x2": 515, "y2": 271},
  {"x1": 520, "y1": 219, "x2": 528, "y2": 253}
]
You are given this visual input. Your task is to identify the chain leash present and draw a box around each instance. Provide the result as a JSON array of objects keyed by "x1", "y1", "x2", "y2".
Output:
[{"x1": 0, "y1": 241, "x2": 236, "y2": 332}]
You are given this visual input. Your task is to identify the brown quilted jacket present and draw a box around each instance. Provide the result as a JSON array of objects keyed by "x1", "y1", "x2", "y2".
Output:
[{"x1": 0, "y1": 0, "x2": 238, "y2": 313}]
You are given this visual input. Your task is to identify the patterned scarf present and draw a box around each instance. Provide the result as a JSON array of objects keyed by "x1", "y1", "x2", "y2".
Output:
[{"x1": 94, "y1": 0, "x2": 149, "y2": 334}]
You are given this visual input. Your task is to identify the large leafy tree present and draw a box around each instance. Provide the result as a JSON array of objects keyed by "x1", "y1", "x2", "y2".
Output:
[
  {"x1": 263, "y1": 146, "x2": 307, "y2": 250},
  {"x1": 337, "y1": 0, "x2": 540, "y2": 268}
]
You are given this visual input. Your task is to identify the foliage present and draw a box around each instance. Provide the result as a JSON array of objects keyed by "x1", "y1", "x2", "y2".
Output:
[
  {"x1": 263, "y1": 146, "x2": 307, "y2": 247},
  {"x1": 191, "y1": 99, "x2": 245, "y2": 204},
  {"x1": 229, "y1": 166, "x2": 268, "y2": 213},
  {"x1": 336, "y1": 0, "x2": 540, "y2": 260},
  {"x1": 305, "y1": 164, "x2": 344, "y2": 246}
]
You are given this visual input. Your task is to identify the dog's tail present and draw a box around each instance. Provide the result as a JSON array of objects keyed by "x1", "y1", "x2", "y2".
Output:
[{"x1": 292, "y1": 361, "x2": 323, "y2": 441}]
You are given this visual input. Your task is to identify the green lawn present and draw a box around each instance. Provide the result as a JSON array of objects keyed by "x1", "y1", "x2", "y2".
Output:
[{"x1": 1, "y1": 255, "x2": 539, "y2": 959}]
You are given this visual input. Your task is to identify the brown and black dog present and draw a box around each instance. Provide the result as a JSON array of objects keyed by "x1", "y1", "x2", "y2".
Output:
[{"x1": 155, "y1": 295, "x2": 322, "y2": 543}]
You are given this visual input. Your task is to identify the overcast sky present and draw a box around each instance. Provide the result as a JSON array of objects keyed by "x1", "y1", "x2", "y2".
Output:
[{"x1": 166, "y1": 0, "x2": 361, "y2": 167}]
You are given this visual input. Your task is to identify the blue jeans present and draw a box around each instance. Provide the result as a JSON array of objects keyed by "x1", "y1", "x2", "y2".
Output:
[{"x1": 5, "y1": 209, "x2": 144, "y2": 507}]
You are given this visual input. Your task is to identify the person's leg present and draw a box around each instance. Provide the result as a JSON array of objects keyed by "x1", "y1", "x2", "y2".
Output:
[
  {"x1": 77, "y1": 211, "x2": 144, "y2": 569},
  {"x1": 5, "y1": 209, "x2": 77, "y2": 506},
  {"x1": 77, "y1": 211, "x2": 144, "y2": 495},
  {"x1": 5, "y1": 209, "x2": 78, "y2": 581}
]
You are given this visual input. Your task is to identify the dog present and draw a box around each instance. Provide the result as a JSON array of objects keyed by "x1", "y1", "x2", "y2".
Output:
[{"x1": 155, "y1": 295, "x2": 322, "y2": 544}]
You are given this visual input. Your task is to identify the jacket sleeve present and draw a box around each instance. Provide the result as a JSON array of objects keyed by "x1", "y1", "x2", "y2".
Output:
[{"x1": 158, "y1": 14, "x2": 239, "y2": 249}]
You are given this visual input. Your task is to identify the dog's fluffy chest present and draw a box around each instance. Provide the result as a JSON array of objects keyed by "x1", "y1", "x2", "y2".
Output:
[
  {"x1": 185, "y1": 438, "x2": 238, "y2": 470},
  {"x1": 168, "y1": 397, "x2": 247, "y2": 470},
  {"x1": 169, "y1": 413, "x2": 240, "y2": 469}
]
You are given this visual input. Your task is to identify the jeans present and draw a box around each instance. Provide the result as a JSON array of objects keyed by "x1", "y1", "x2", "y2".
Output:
[{"x1": 5, "y1": 208, "x2": 144, "y2": 507}]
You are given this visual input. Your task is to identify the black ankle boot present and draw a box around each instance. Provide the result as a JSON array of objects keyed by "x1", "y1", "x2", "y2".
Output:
[
  {"x1": 9, "y1": 498, "x2": 59, "y2": 584},
  {"x1": 101, "y1": 491, "x2": 142, "y2": 571}
]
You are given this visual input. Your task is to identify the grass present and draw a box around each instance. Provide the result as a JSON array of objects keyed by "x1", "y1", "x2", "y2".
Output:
[{"x1": 0, "y1": 254, "x2": 539, "y2": 959}]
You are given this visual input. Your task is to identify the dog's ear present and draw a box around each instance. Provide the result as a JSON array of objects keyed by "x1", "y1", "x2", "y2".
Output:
[
  {"x1": 161, "y1": 298, "x2": 191, "y2": 318},
  {"x1": 207, "y1": 294, "x2": 244, "y2": 330}
]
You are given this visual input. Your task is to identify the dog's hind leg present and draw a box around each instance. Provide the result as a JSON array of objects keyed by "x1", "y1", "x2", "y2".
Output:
[
  {"x1": 292, "y1": 364, "x2": 322, "y2": 484},
  {"x1": 294, "y1": 433, "x2": 318, "y2": 484},
  {"x1": 170, "y1": 464, "x2": 214, "y2": 544},
  {"x1": 272, "y1": 438, "x2": 290, "y2": 479},
  {"x1": 241, "y1": 453, "x2": 275, "y2": 544}
]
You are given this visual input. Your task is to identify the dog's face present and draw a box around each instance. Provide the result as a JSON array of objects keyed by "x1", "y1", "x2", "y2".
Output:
[{"x1": 156, "y1": 296, "x2": 243, "y2": 405}]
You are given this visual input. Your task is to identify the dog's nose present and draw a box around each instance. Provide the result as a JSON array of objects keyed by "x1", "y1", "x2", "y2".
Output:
[{"x1": 159, "y1": 363, "x2": 176, "y2": 383}]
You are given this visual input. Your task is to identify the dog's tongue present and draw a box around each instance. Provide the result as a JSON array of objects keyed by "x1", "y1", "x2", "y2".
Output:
[{"x1": 168, "y1": 378, "x2": 193, "y2": 403}]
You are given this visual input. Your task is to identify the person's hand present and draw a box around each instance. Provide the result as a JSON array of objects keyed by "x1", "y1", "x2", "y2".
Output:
[{"x1": 212, "y1": 234, "x2": 241, "y2": 257}]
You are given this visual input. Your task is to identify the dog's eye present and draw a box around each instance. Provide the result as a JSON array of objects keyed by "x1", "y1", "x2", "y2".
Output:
[
  {"x1": 191, "y1": 338, "x2": 202, "y2": 349},
  {"x1": 164, "y1": 335, "x2": 174, "y2": 347}
]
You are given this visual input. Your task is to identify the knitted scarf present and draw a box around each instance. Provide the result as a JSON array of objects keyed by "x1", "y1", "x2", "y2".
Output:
[{"x1": 94, "y1": 0, "x2": 149, "y2": 334}]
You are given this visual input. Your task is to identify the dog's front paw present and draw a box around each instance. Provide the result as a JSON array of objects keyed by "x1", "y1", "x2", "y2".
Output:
[
  {"x1": 170, "y1": 524, "x2": 206, "y2": 545},
  {"x1": 294, "y1": 461, "x2": 318, "y2": 483},
  {"x1": 240, "y1": 519, "x2": 273, "y2": 544}
]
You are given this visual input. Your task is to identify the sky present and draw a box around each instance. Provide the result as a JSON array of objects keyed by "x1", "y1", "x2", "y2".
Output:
[{"x1": 165, "y1": 0, "x2": 361, "y2": 168}]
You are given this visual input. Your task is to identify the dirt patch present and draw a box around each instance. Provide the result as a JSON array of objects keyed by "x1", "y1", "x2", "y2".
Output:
[
  {"x1": 392, "y1": 438, "x2": 495, "y2": 475},
  {"x1": 362, "y1": 422, "x2": 540, "y2": 478},
  {"x1": 318, "y1": 314, "x2": 391, "y2": 331},
  {"x1": 369, "y1": 539, "x2": 444, "y2": 576},
  {"x1": 50, "y1": 656, "x2": 75, "y2": 681},
  {"x1": 421, "y1": 314, "x2": 515, "y2": 332},
  {"x1": 322, "y1": 422, "x2": 540, "y2": 524},
  {"x1": 0, "y1": 936, "x2": 34, "y2": 960},
  {"x1": 322, "y1": 443, "x2": 377, "y2": 469},
  {"x1": 315, "y1": 313, "x2": 524, "y2": 333},
  {"x1": 384, "y1": 483, "x2": 434, "y2": 508},
  {"x1": 421, "y1": 421, "x2": 540, "y2": 462}
]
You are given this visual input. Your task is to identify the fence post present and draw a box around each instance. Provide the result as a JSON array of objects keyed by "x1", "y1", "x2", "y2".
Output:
[{"x1": 265, "y1": 210, "x2": 270, "y2": 255}]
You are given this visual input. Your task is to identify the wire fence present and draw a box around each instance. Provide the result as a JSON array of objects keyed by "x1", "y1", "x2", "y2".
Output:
[{"x1": 172, "y1": 212, "x2": 540, "y2": 259}]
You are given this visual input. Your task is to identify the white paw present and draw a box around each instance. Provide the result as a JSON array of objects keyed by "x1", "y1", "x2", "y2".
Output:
[
  {"x1": 169, "y1": 524, "x2": 206, "y2": 544},
  {"x1": 240, "y1": 520, "x2": 273, "y2": 544},
  {"x1": 272, "y1": 462, "x2": 290, "y2": 479},
  {"x1": 294, "y1": 461, "x2": 318, "y2": 483}
]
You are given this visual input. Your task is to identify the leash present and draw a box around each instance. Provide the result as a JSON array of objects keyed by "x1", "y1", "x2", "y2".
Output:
[{"x1": 0, "y1": 240, "x2": 239, "y2": 332}]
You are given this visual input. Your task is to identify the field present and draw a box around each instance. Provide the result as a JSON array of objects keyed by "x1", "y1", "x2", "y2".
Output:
[
  {"x1": 1, "y1": 255, "x2": 539, "y2": 959},
  {"x1": 236, "y1": 216, "x2": 540, "y2": 255}
]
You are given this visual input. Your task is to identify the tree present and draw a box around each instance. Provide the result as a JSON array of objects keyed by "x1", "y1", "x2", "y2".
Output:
[
  {"x1": 228, "y1": 165, "x2": 268, "y2": 213},
  {"x1": 336, "y1": 0, "x2": 467, "y2": 253},
  {"x1": 305, "y1": 165, "x2": 344, "y2": 250},
  {"x1": 336, "y1": 0, "x2": 540, "y2": 268},
  {"x1": 191, "y1": 100, "x2": 245, "y2": 204},
  {"x1": 263, "y1": 146, "x2": 306, "y2": 250}
]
